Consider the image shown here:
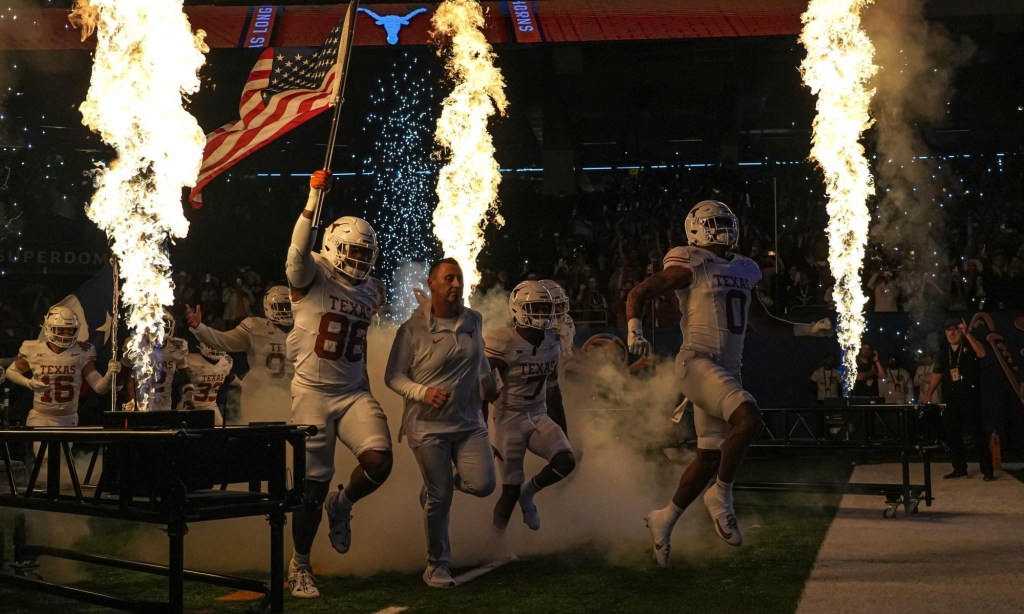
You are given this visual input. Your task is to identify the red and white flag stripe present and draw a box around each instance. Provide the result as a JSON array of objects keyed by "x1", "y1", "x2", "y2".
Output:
[{"x1": 188, "y1": 49, "x2": 338, "y2": 208}]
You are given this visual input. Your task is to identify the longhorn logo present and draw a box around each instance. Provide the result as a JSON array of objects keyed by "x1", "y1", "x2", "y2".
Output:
[{"x1": 358, "y1": 7, "x2": 428, "y2": 45}]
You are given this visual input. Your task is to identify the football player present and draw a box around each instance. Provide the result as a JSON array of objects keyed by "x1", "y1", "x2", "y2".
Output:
[
  {"x1": 122, "y1": 309, "x2": 194, "y2": 412},
  {"x1": 539, "y1": 279, "x2": 573, "y2": 434},
  {"x1": 185, "y1": 285, "x2": 294, "y2": 382},
  {"x1": 485, "y1": 281, "x2": 576, "y2": 532},
  {"x1": 626, "y1": 200, "x2": 831, "y2": 568},
  {"x1": 183, "y1": 342, "x2": 240, "y2": 425},
  {"x1": 283, "y1": 169, "x2": 392, "y2": 598},
  {"x1": 5, "y1": 306, "x2": 121, "y2": 429}
]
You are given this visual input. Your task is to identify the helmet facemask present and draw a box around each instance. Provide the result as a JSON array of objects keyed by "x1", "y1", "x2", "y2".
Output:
[
  {"x1": 43, "y1": 307, "x2": 80, "y2": 349},
  {"x1": 263, "y1": 286, "x2": 294, "y2": 326},
  {"x1": 334, "y1": 242, "x2": 377, "y2": 281}
]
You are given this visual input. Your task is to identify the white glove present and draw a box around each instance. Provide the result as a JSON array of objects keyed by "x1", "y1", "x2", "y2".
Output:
[
  {"x1": 106, "y1": 360, "x2": 122, "y2": 375},
  {"x1": 627, "y1": 318, "x2": 650, "y2": 356},
  {"x1": 28, "y1": 377, "x2": 50, "y2": 393},
  {"x1": 795, "y1": 318, "x2": 833, "y2": 337}
]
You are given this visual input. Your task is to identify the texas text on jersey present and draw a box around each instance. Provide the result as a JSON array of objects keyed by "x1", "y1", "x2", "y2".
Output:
[
  {"x1": 289, "y1": 252, "x2": 387, "y2": 394},
  {"x1": 485, "y1": 327, "x2": 561, "y2": 414},
  {"x1": 663, "y1": 245, "x2": 762, "y2": 365},
  {"x1": 185, "y1": 352, "x2": 233, "y2": 411},
  {"x1": 17, "y1": 339, "x2": 96, "y2": 415}
]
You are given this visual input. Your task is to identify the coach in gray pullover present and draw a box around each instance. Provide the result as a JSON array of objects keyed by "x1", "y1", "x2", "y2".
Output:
[{"x1": 385, "y1": 257, "x2": 496, "y2": 588}]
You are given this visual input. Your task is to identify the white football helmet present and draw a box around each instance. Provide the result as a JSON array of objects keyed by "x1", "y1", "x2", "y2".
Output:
[
  {"x1": 43, "y1": 306, "x2": 80, "y2": 349},
  {"x1": 538, "y1": 279, "x2": 570, "y2": 323},
  {"x1": 199, "y1": 342, "x2": 225, "y2": 361},
  {"x1": 321, "y1": 216, "x2": 378, "y2": 280},
  {"x1": 684, "y1": 200, "x2": 739, "y2": 248},
  {"x1": 509, "y1": 280, "x2": 557, "y2": 330},
  {"x1": 263, "y1": 285, "x2": 293, "y2": 326}
]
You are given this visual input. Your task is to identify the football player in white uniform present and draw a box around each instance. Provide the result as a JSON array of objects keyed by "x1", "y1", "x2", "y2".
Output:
[
  {"x1": 183, "y1": 342, "x2": 240, "y2": 425},
  {"x1": 284, "y1": 169, "x2": 392, "y2": 598},
  {"x1": 5, "y1": 306, "x2": 121, "y2": 429},
  {"x1": 122, "y1": 310, "x2": 194, "y2": 412},
  {"x1": 185, "y1": 285, "x2": 294, "y2": 382},
  {"x1": 539, "y1": 279, "x2": 573, "y2": 434},
  {"x1": 486, "y1": 281, "x2": 576, "y2": 532},
  {"x1": 626, "y1": 200, "x2": 831, "y2": 567}
]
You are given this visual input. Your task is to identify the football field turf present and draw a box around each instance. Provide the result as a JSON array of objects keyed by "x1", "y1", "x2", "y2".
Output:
[{"x1": 0, "y1": 454, "x2": 853, "y2": 613}]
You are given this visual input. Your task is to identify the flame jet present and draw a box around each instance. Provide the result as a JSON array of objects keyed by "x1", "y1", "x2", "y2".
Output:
[
  {"x1": 431, "y1": 0, "x2": 508, "y2": 302},
  {"x1": 799, "y1": 0, "x2": 878, "y2": 393},
  {"x1": 75, "y1": 0, "x2": 208, "y2": 409}
]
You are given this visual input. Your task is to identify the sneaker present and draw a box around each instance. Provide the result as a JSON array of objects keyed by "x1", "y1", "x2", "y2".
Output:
[
  {"x1": 644, "y1": 510, "x2": 673, "y2": 568},
  {"x1": 983, "y1": 473, "x2": 997, "y2": 481},
  {"x1": 702, "y1": 482, "x2": 742, "y2": 547},
  {"x1": 288, "y1": 559, "x2": 320, "y2": 598},
  {"x1": 518, "y1": 483, "x2": 540, "y2": 531},
  {"x1": 325, "y1": 488, "x2": 352, "y2": 554},
  {"x1": 423, "y1": 564, "x2": 456, "y2": 588},
  {"x1": 943, "y1": 470, "x2": 968, "y2": 479}
]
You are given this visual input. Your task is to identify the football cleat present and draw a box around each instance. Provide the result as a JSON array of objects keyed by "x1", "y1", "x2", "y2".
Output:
[
  {"x1": 423, "y1": 564, "x2": 456, "y2": 588},
  {"x1": 518, "y1": 482, "x2": 540, "y2": 531},
  {"x1": 702, "y1": 481, "x2": 742, "y2": 546},
  {"x1": 325, "y1": 488, "x2": 352, "y2": 554},
  {"x1": 288, "y1": 559, "x2": 320, "y2": 598},
  {"x1": 644, "y1": 510, "x2": 673, "y2": 568}
]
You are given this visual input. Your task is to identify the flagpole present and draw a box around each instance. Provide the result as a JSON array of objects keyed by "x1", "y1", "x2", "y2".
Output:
[
  {"x1": 312, "y1": 0, "x2": 360, "y2": 233},
  {"x1": 110, "y1": 256, "x2": 120, "y2": 412}
]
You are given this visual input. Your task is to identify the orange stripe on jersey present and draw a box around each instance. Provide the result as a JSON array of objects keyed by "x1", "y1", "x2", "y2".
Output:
[{"x1": 484, "y1": 347, "x2": 503, "y2": 358}]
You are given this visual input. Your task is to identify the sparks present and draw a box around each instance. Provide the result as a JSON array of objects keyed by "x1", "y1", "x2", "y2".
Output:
[
  {"x1": 799, "y1": 0, "x2": 878, "y2": 394},
  {"x1": 76, "y1": 0, "x2": 207, "y2": 409},
  {"x1": 431, "y1": 0, "x2": 507, "y2": 303}
]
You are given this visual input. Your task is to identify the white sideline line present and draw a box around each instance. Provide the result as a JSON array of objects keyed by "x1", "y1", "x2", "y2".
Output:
[
  {"x1": 372, "y1": 607, "x2": 408, "y2": 614},
  {"x1": 453, "y1": 554, "x2": 519, "y2": 585}
]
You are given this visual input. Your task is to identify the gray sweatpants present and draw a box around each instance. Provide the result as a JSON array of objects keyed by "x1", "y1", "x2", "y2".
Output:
[{"x1": 412, "y1": 428, "x2": 496, "y2": 567}]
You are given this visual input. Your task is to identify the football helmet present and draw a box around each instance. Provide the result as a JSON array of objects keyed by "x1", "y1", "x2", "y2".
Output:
[
  {"x1": 684, "y1": 200, "x2": 739, "y2": 248},
  {"x1": 199, "y1": 342, "x2": 225, "y2": 361},
  {"x1": 43, "y1": 306, "x2": 80, "y2": 349},
  {"x1": 263, "y1": 285, "x2": 293, "y2": 326},
  {"x1": 538, "y1": 279, "x2": 570, "y2": 323},
  {"x1": 321, "y1": 216, "x2": 378, "y2": 280},
  {"x1": 509, "y1": 280, "x2": 556, "y2": 330}
]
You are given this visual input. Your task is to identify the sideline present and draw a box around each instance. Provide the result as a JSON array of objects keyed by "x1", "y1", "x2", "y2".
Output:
[{"x1": 797, "y1": 462, "x2": 1024, "y2": 613}]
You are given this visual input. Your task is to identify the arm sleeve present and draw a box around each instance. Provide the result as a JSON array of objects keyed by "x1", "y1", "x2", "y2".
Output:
[
  {"x1": 85, "y1": 368, "x2": 112, "y2": 395},
  {"x1": 384, "y1": 326, "x2": 428, "y2": 402},
  {"x1": 5, "y1": 362, "x2": 32, "y2": 389},
  {"x1": 191, "y1": 321, "x2": 253, "y2": 353},
  {"x1": 286, "y1": 189, "x2": 320, "y2": 289}
]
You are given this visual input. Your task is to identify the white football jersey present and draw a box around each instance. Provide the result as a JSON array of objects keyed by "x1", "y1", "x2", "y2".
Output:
[
  {"x1": 289, "y1": 253, "x2": 386, "y2": 394},
  {"x1": 124, "y1": 337, "x2": 189, "y2": 411},
  {"x1": 18, "y1": 339, "x2": 96, "y2": 415},
  {"x1": 485, "y1": 327, "x2": 561, "y2": 414},
  {"x1": 237, "y1": 317, "x2": 292, "y2": 380},
  {"x1": 663, "y1": 245, "x2": 762, "y2": 365},
  {"x1": 185, "y1": 353, "x2": 233, "y2": 410}
]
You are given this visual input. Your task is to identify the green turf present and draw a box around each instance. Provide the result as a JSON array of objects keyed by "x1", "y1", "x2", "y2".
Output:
[{"x1": 0, "y1": 454, "x2": 852, "y2": 613}]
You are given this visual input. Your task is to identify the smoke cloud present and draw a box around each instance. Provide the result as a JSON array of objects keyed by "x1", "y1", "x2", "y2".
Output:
[{"x1": 864, "y1": 0, "x2": 974, "y2": 344}]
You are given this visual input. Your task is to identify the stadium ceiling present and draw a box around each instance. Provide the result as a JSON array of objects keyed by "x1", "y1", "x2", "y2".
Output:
[{"x1": 2, "y1": 1, "x2": 1021, "y2": 173}]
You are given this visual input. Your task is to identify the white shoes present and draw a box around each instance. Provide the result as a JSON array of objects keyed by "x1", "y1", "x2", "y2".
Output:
[
  {"x1": 423, "y1": 564, "x2": 456, "y2": 588},
  {"x1": 325, "y1": 488, "x2": 353, "y2": 554},
  {"x1": 518, "y1": 482, "x2": 540, "y2": 530},
  {"x1": 288, "y1": 559, "x2": 320, "y2": 598},
  {"x1": 644, "y1": 510, "x2": 673, "y2": 568},
  {"x1": 702, "y1": 481, "x2": 742, "y2": 546}
]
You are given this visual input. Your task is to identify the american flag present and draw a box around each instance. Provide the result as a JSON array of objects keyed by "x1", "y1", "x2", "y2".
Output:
[{"x1": 188, "y1": 16, "x2": 349, "y2": 208}]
